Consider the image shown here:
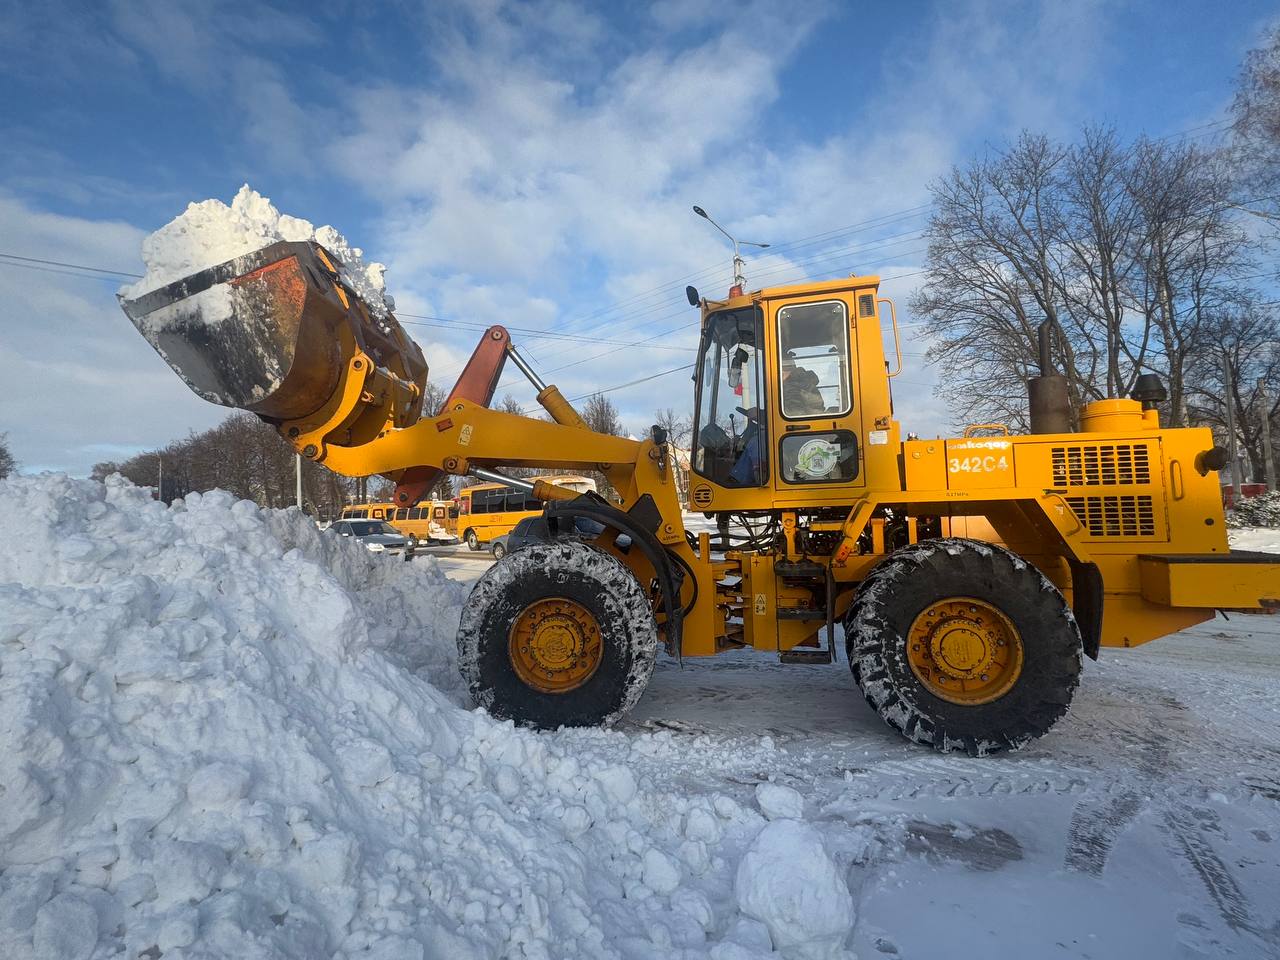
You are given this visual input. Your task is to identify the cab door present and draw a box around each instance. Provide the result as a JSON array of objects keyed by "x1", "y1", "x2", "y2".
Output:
[{"x1": 768, "y1": 295, "x2": 863, "y2": 499}]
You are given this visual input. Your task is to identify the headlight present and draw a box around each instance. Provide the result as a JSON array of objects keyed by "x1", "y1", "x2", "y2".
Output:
[{"x1": 366, "y1": 542, "x2": 385, "y2": 552}]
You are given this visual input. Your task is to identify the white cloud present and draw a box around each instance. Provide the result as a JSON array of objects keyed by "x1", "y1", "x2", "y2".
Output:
[
  {"x1": 0, "y1": 194, "x2": 225, "y2": 474},
  {"x1": 2, "y1": 0, "x2": 1124, "y2": 470}
]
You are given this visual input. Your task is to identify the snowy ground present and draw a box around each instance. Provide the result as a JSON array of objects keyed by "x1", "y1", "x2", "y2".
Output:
[
  {"x1": 2, "y1": 481, "x2": 1278, "y2": 959},
  {"x1": 424, "y1": 522, "x2": 1280, "y2": 959}
]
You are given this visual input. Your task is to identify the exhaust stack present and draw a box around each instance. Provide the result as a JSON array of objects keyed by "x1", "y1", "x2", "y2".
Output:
[{"x1": 1027, "y1": 320, "x2": 1072, "y2": 434}]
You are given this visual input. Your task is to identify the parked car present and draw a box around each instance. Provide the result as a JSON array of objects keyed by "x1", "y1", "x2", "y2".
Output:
[{"x1": 327, "y1": 519, "x2": 415, "y2": 560}]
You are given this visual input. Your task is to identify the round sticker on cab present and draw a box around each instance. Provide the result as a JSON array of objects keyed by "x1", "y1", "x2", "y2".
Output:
[{"x1": 795, "y1": 438, "x2": 840, "y2": 479}]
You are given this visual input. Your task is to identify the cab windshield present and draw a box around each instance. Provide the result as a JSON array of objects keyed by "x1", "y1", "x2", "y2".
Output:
[{"x1": 692, "y1": 306, "x2": 768, "y2": 488}]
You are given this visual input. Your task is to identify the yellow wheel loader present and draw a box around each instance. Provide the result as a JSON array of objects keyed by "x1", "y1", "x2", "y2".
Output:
[{"x1": 120, "y1": 238, "x2": 1280, "y2": 755}]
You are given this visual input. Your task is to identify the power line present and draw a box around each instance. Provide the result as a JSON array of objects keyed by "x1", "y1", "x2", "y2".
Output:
[
  {"x1": 0, "y1": 260, "x2": 134, "y2": 283},
  {"x1": 0, "y1": 252, "x2": 141, "y2": 277},
  {"x1": 396, "y1": 314, "x2": 692, "y2": 351},
  {"x1": 565, "y1": 362, "x2": 695, "y2": 403}
]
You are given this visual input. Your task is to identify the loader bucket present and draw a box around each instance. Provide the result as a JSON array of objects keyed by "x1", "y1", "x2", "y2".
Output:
[{"x1": 119, "y1": 240, "x2": 364, "y2": 422}]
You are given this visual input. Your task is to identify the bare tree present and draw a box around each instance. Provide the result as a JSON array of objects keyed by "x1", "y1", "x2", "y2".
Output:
[
  {"x1": 654, "y1": 407, "x2": 692, "y2": 499},
  {"x1": 581, "y1": 392, "x2": 625, "y2": 436},
  {"x1": 1127, "y1": 138, "x2": 1249, "y2": 426},
  {"x1": 914, "y1": 128, "x2": 1252, "y2": 430},
  {"x1": 913, "y1": 133, "x2": 1090, "y2": 429},
  {"x1": 0, "y1": 433, "x2": 16, "y2": 480},
  {"x1": 1230, "y1": 25, "x2": 1280, "y2": 232},
  {"x1": 1186, "y1": 305, "x2": 1280, "y2": 481},
  {"x1": 497, "y1": 393, "x2": 525, "y2": 415},
  {"x1": 422, "y1": 380, "x2": 447, "y2": 417},
  {"x1": 105, "y1": 412, "x2": 359, "y2": 516},
  {"x1": 1060, "y1": 127, "x2": 1144, "y2": 396}
]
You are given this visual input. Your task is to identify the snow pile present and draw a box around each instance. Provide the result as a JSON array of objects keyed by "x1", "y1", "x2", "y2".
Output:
[
  {"x1": 0, "y1": 475, "x2": 860, "y2": 959},
  {"x1": 1230, "y1": 525, "x2": 1280, "y2": 552},
  {"x1": 121, "y1": 185, "x2": 391, "y2": 319},
  {"x1": 1227, "y1": 490, "x2": 1280, "y2": 528}
]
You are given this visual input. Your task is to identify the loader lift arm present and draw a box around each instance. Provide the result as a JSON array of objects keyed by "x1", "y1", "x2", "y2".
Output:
[
  {"x1": 282, "y1": 318, "x2": 692, "y2": 659},
  {"x1": 118, "y1": 240, "x2": 698, "y2": 667}
]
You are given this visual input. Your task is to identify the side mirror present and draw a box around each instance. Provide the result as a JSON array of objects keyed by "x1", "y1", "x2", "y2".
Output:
[
  {"x1": 728, "y1": 346, "x2": 750, "y2": 388},
  {"x1": 686, "y1": 285, "x2": 700, "y2": 307}
]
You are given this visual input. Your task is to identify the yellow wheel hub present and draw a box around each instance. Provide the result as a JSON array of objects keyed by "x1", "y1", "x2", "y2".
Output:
[
  {"x1": 509, "y1": 597, "x2": 603, "y2": 694},
  {"x1": 906, "y1": 597, "x2": 1023, "y2": 705}
]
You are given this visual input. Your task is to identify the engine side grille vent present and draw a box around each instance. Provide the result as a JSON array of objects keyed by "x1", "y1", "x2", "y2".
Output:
[
  {"x1": 1064, "y1": 495, "x2": 1156, "y2": 538},
  {"x1": 858, "y1": 293, "x2": 876, "y2": 318},
  {"x1": 1051, "y1": 443, "x2": 1151, "y2": 487}
]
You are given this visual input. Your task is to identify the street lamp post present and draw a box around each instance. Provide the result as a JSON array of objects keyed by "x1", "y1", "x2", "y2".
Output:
[{"x1": 692, "y1": 206, "x2": 770, "y2": 297}]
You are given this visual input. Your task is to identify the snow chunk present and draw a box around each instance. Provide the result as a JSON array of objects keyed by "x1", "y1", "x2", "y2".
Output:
[
  {"x1": 595, "y1": 765, "x2": 638, "y2": 805},
  {"x1": 641, "y1": 849, "x2": 682, "y2": 895},
  {"x1": 755, "y1": 781, "x2": 804, "y2": 820},
  {"x1": 33, "y1": 893, "x2": 97, "y2": 960},
  {"x1": 735, "y1": 821, "x2": 854, "y2": 959},
  {"x1": 187, "y1": 761, "x2": 252, "y2": 807},
  {"x1": 122, "y1": 184, "x2": 392, "y2": 319}
]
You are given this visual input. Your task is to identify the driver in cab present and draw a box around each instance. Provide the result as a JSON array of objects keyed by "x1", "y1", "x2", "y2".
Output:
[
  {"x1": 780, "y1": 354, "x2": 825, "y2": 417},
  {"x1": 729, "y1": 355, "x2": 825, "y2": 483}
]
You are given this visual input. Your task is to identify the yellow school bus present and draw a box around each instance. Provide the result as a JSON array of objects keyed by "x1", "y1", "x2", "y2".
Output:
[
  {"x1": 340, "y1": 501, "x2": 396, "y2": 521},
  {"x1": 457, "y1": 475, "x2": 596, "y2": 551},
  {"x1": 341, "y1": 500, "x2": 456, "y2": 544},
  {"x1": 388, "y1": 500, "x2": 458, "y2": 544}
]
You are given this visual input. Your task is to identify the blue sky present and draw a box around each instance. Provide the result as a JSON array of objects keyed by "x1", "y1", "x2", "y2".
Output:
[{"x1": 1, "y1": 0, "x2": 1275, "y2": 473}]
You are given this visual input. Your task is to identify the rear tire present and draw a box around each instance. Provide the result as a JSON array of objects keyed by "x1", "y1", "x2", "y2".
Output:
[
  {"x1": 457, "y1": 540, "x2": 659, "y2": 728},
  {"x1": 465, "y1": 529, "x2": 479, "y2": 551},
  {"x1": 491, "y1": 541, "x2": 506, "y2": 560},
  {"x1": 845, "y1": 538, "x2": 1082, "y2": 755}
]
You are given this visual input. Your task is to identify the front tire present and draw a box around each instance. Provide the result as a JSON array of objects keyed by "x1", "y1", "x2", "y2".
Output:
[
  {"x1": 490, "y1": 541, "x2": 506, "y2": 561},
  {"x1": 845, "y1": 538, "x2": 1082, "y2": 755},
  {"x1": 465, "y1": 528, "x2": 480, "y2": 551},
  {"x1": 457, "y1": 540, "x2": 659, "y2": 728}
]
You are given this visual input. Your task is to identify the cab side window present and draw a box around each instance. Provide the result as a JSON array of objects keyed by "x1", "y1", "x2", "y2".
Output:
[{"x1": 777, "y1": 300, "x2": 852, "y2": 419}]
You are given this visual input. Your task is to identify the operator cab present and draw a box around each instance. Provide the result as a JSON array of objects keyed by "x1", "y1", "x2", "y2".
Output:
[{"x1": 690, "y1": 277, "x2": 897, "y2": 510}]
